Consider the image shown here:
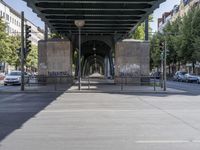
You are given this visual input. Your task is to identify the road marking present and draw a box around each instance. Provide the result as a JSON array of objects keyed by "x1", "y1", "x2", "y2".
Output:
[
  {"x1": 42, "y1": 109, "x2": 154, "y2": 113},
  {"x1": 0, "y1": 94, "x2": 24, "y2": 103},
  {"x1": 135, "y1": 140, "x2": 200, "y2": 144}
]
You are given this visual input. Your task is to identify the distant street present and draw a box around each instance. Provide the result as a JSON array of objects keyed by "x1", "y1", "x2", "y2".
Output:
[{"x1": 167, "y1": 81, "x2": 200, "y2": 95}]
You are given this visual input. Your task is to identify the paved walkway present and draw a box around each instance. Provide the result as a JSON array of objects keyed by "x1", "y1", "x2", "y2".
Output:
[{"x1": 0, "y1": 92, "x2": 200, "y2": 150}]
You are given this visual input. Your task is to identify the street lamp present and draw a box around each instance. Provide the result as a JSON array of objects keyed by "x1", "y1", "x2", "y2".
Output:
[{"x1": 75, "y1": 20, "x2": 85, "y2": 90}]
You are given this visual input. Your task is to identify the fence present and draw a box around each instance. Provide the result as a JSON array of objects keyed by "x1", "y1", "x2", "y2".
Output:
[
  {"x1": 26, "y1": 75, "x2": 74, "y2": 91},
  {"x1": 115, "y1": 75, "x2": 161, "y2": 91}
]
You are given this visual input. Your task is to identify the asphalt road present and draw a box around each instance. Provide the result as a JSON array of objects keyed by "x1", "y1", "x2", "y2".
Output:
[
  {"x1": 0, "y1": 92, "x2": 200, "y2": 150},
  {"x1": 167, "y1": 81, "x2": 200, "y2": 95}
]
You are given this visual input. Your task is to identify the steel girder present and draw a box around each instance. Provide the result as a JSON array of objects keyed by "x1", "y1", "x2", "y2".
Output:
[{"x1": 23, "y1": 0, "x2": 165, "y2": 38}]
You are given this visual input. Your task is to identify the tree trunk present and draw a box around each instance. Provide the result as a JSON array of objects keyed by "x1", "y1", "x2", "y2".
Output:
[
  {"x1": 178, "y1": 62, "x2": 181, "y2": 71},
  {"x1": 192, "y1": 62, "x2": 195, "y2": 74}
]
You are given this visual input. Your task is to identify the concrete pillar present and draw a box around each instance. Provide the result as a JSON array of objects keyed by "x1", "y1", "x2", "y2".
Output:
[
  {"x1": 104, "y1": 56, "x2": 111, "y2": 79},
  {"x1": 38, "y1": 39, "x2": 73, "y2": 80},
  {"x1": 115, "y1": 40, "x2": 150, "y2": 84},
  {"x1": 107, "y1": 57, "x2": 111, "y2": 78}
]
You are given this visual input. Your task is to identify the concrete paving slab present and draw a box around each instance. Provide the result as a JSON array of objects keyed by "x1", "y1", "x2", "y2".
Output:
[{"x1": 0, "y1": 93, "x2": 200, "y2": 150}]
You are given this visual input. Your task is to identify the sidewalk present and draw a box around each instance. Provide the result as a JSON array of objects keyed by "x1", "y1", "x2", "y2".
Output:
[{"x1": 1, "y1": 89, "x2": 200, "y2": 150}]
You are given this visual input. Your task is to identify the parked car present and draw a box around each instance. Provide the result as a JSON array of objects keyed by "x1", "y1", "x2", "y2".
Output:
[
  {"x1": 184, "y1": 73, "x2": 198, "y2": 83},
  {"x1": 4, "y1": 71, "x2": 29, "y2": 86},
  {"x1": 196, "y1": 76, "x2": 200, "y2": 84},
  {"x1": 150, "y1": 71, "x2": 161, "y2": 79},
  {"x1": 173, "y1": 71, "x2": 187, "y2": 82}
]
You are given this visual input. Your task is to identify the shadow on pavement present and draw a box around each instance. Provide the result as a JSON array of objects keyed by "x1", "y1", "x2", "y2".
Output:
[{"x1": 0, "y1": 92, "x2": 63, "y2": 142}]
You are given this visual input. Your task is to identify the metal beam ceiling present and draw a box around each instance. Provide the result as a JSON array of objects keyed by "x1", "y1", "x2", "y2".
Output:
[{"x1": 23, "y1": 0, "x2": 165, "y2": 38}]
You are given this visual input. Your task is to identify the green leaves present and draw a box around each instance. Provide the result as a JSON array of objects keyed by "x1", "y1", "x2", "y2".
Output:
[
  {"x1": 132, "y1": 15, "x2": 153, "y2": 40},
  {"x1": 26, "y1": 44, "x2": 38, "y2": 69},
  {"x1": 150, "y1": 6, "x2": 200, "y2": 69},
  {"x1": 0, "y1": 18, "x2": 38, "y2": 70}
]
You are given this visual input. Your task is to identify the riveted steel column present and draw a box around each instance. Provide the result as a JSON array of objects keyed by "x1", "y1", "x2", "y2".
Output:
[
  {"x1": 45, "y1": 24, "x2": 48, "y2": 41},
  {"x1": 78, "y1": 27, "x2": 81, "y2": 90},
  {"x1": 145, "y1": 18, "x2": 149, "y2": 41}
]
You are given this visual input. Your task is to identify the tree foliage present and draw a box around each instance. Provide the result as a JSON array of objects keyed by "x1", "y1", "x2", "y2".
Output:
[
  {"x1": 0, "y1": 18, "x2": 38, "y2": 71},
  {"x1": 26, "y1": 44, "x2": 38, "y2": 69},
  {"x1": 132, "y1": 15, "x2": 153, "y2": 40},
  {"x1": 0, "y1": 18, "x2": 9, "y2": 62},
  {"x1": 150, "y1": 6, "x2": 200, "y2": 73}
]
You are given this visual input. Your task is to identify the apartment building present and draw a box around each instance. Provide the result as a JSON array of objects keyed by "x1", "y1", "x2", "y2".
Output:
[
  {"x1": 172, "y1": 0, "x2": 200, "y2": 21},
  {"x1": 0, "y1": 0, "x2": 44, "y2": 44},
  {"x1": 158, "y1": 0, "x2": 200, "y2": 31},
  {"x1": 0, "y1": 0, "x2": 44, "y2": 72},
  {"x1": 157, "y1": 12, "x2": 173, "y2": 32}
]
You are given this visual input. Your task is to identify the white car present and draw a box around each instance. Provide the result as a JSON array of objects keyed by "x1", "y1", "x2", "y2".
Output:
[
  {"x1": 184, "y1": 73, "x2": 198, "y2": 83},
  {"x1": 197, "y1": 76, "x2": 200, "y2": 84},
  {"x1": 4, "y1": 71, "x2": 29, "y2": 86}
]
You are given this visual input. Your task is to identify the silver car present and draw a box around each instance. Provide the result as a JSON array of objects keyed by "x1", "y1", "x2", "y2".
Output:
[
  {"x1": 4, "y1": 71, "x2": 29, "y2": 86},
  {"x1": 197, "y1": 76, "x2": 200, "y2": 84},
  {"x1": 184, "y1": 73, "x2": 198, "y2": 83},
  {"x1": 173, "y1": 71, "x2": 187, "y2": 82}
]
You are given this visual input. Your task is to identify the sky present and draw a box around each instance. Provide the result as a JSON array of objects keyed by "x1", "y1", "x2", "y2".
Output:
[{"x1": 4, "y1": 0, "x2": 180, "y2": 31}]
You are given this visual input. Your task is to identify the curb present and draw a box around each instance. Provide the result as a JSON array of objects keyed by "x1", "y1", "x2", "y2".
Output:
[{"x1": 0, "y1": 90, "x2": 186, "y2": 95}]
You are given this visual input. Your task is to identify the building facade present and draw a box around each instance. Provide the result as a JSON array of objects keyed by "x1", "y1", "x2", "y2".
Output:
[
  {"x1": 0, "y1": 0, "x2": 44, "y2": 72},
  {"x1": 157, "y1": 12, "x2": 173, "y2": 32},
  {"x1": 158, "y1": 0, "x2": 200, "y2": 32}
]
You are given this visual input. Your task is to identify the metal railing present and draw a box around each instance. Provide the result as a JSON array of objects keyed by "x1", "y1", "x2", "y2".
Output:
[
  {"x1": 115, "y1": 75, "x2": 161, "y2": 91},
  {"x1": 27, "y1": 75, "x2": 74, "y2": 91}
]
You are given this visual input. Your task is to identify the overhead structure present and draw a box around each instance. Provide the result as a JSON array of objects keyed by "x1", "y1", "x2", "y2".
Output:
[{"x1": 23, "y1": 0, "x2": 165, "y2": 38}]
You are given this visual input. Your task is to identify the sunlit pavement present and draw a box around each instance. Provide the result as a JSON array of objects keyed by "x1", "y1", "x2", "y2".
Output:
[{"x1": 0, "y1": 92, "x2": 200, "y2": 150}]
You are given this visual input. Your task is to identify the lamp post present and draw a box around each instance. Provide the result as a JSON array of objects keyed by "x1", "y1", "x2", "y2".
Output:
[
  {"x1": 75, "y1": 20, "x2": 85, "y2": 90},
  {"x1": 163, "y1": 39, "x2": 167, "y2": 91}
]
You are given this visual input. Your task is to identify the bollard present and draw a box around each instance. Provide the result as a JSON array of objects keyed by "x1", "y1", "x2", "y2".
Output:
[
  {"x1": 88, "y1": 77, "x2": 90, "y2": 90},
  {"x1": 121, "y1": 77, "x2": 123, "y2": 91},
  {"x1": 54, "y1": 77, "x2": 57, "y2": 91},
  {"x1": 154, "y1": 75, "x2": 156, "y2": 91}
]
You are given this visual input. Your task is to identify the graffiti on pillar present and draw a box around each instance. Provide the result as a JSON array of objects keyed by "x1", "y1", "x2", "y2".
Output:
[
  {"x1": 39, "y1": 63, "x2": 47, "y2": 69},
  {"x1": 48, "y1": 71, "x2": 71, "y2": 77},
  {"x1": 118, "y1": 64, "x2": 140, "y2": 77}
]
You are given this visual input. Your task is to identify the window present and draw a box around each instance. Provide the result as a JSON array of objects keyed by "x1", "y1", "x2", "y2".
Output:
[{"x1": 6, "y1": 14, "x2": 9, "y2": 21}]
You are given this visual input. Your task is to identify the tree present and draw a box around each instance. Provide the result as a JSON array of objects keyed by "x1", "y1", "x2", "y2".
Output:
[
  {"x1": 6, "y1": 36, "x2": 21, "y2": 69},
  {"x1": 132, "y1": 16, "x2": 153, "y2": 40},
  {"x1": 191, "y1": 6, "x2": 200, "y2": 62},
  {"x1": 163, "y1": 17, "x2": 182, "y2": 73},
  {"x1": 26, "y1": 44, "x2": 38, "y2": 70},
  {"x1": 0, "y1": 18, "x2": 9, "y2": 63},
  {"x1": 150, "y1": 33, "x2": 164, "y2": 69},
  {"x1": 180, "y1": 9, "x2": 194, "y2": 64},
  {"x1": 132, "y1": 23, "x2": 145, "y2": 40}
]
